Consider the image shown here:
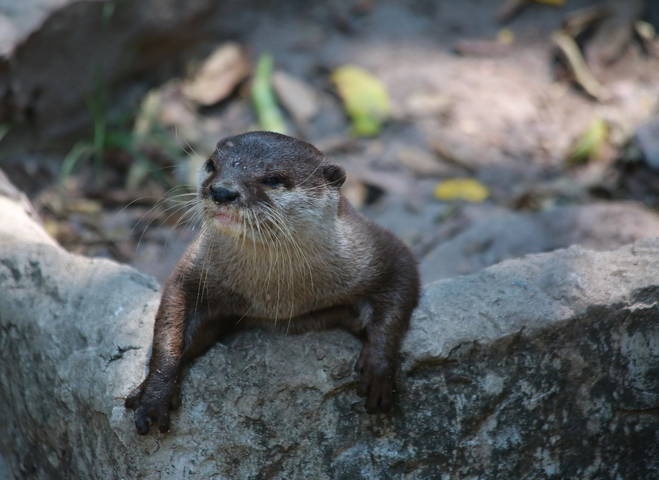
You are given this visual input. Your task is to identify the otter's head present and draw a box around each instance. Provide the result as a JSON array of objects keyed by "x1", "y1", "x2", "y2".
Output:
[{"x1": 198, "y1": 131, "x2": 346, "y2": 241}]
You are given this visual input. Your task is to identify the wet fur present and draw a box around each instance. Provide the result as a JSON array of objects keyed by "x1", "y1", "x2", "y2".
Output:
[{"x1": 125, "y1": 132, "x2": 420, "y2": 434}]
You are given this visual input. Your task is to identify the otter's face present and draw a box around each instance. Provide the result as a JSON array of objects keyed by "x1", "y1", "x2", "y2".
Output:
[{"x1": 198, "y1": 132, "x2": 345, "y2": 240}]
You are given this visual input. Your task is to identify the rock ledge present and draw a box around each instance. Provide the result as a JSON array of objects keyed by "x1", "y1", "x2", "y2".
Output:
[{"x1": 0, "y1": 183, "x2": 658, "y2": 479}]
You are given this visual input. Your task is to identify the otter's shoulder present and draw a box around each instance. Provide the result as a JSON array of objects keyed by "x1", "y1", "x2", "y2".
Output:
[{"x1": 337, "y1": 196, "x2": 416, "y2": 266}]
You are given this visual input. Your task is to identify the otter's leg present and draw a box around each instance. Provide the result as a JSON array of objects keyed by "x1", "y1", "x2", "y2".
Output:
[
  {"x1": 167, "y1": 310, "x2": 237, "y2": 411},
  {"x1": 125, "y1": 279, "x2": 233, "y2": 434},
  {"x1": 124, "y1": 279, "x2": 189, "y2": 434},
  {"x1": 355, "y1": 296, "x2": 415, "y2": 413}
]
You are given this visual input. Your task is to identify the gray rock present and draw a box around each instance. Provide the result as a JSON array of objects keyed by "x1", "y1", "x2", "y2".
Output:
[
  {"x1": 0, "y1": 455, "x2": 10, "y2": 480},
  {"x1": 421, "y1": 202, "x2": 659, "y2": 284},
  {"x1": 636, "y1": 116, "x2": 659, "y2": 170},
  {"x1": 0, "y1": 0, "x2": 74, "y2": 57},
  {"x1": 362, "y1": 193, "x2": 455, "y2": 254},
  {"x1": 1, "y1": 0, "x2": 218, "y2": 142},
  {"x1": 0, "y1": 179, "x2": 658, "y2": 479}
]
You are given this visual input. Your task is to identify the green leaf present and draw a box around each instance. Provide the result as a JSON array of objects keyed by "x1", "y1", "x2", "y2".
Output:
[
  {"x1": 60, "y1": 142, "x2": 95, "y2": 180},
  {"x1": 0, "y1": 124, "x2": 10, "y2": 142},
  {"x1": 567, "y1": 118, "x2": 608, "y2": 166},
  {"x1": 251, "y1": 54, "x2": 287, "y2": 134}
]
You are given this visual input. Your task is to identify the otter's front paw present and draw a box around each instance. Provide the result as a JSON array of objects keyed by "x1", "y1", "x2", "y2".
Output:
[
  {"x1": 125, "y1": 379, "x2": 179, "y2": 434},
  {"x1": 355, "y1": 345, "x2": 395, "y2": 414}
]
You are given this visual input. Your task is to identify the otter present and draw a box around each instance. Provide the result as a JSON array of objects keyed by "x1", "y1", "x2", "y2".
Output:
[{"x1": 125, "y1": 131, "x2": 420, "y2": 434}]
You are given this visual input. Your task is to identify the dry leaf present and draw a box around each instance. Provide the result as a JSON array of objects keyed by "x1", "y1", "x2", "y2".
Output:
[
  {"x1": 552, "y1": 30, "x2": 609, "y2": 101},
  {"x1": 533, "y1": 0, "x2": 565, "y2": 5},
  {"x1": 182, "y1": 43, "x2": 249, "y2": 106},
  {"x1": 397, "y1": 147, "x2": 451, "y2": 176},
  {"x1": 272, "y1": 71, "x2": 319, "y2": 127}
]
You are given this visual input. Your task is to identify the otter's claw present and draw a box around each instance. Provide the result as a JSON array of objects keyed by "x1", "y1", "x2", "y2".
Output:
[
  {"x1": 125, "y1": 379, "x2": 176, "y2": 434},
  {"x1": 355, "y1": 345, "x2": 394, "y2": 414}
]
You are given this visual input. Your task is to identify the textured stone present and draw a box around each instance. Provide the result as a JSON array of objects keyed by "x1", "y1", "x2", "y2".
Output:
[
  {"x1": 0, "y1": 179, "x2": 658, "y2": 479},
  {"x1": 420, "y1": 202, "x2": 659, "y2": 284},
  {"x1": 0, "y1": 0, "x2": 218, "y2": 141},
  {"x1": 636, "y1": 116, "x2": 659, "y2": 170},
  {"x1": 0, "y1": 0, "x2": 80, "y2": 57}
]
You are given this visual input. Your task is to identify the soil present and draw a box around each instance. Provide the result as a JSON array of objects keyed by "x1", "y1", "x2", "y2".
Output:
[{"x1": 4, "y1": 0, "x2": 659, "y2": 283}]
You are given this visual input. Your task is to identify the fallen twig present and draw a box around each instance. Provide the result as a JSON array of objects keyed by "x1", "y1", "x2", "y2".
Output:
[{"x1": 551, "y1": 30, "x2": 610, "y2": 102}]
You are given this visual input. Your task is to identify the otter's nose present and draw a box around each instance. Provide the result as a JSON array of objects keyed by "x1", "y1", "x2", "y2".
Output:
[{"x1": 209, "y1": 185, "x2": 240, "y2": 204}]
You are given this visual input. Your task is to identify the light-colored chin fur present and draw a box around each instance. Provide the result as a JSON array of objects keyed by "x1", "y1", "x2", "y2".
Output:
[
  {"x1": 197, "y1": 186, "x2": 353, "y2": 320},
  {"x1": 211, "y1": 217, "x2": 244, "y2": 238}
]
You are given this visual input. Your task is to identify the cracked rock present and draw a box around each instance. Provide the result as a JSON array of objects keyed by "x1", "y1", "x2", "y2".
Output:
[{"x1": 0, "y1": 175, "x2": 658, "y2": 479}]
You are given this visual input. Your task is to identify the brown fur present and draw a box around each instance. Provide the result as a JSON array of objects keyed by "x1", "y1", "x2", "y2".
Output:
[{"x1": 125, "y1": 132, "x2": 420, "y2": 434}]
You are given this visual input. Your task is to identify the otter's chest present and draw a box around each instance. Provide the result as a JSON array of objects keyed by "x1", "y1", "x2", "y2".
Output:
[{"x1": 222, "y1": 254, "x2": 350, "y2": 319}]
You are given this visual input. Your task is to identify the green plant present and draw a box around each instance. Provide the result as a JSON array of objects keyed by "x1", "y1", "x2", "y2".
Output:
[
  {"x1": 60, "y1": 84, "x2": 182, "y2": 189},
  {"x1": 60, "y1": 0, "x2": 182, "y2": 189},
  {"x1": 0, "y1": 123, "x2": 10, "y2": 143},
  {"x1": 251, "y1": 53, "x2": 287, "y2": 134}
]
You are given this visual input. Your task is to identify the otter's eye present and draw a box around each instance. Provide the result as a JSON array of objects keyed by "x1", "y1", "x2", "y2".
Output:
[
  {"x1": 205, "y1": 159, "x2": 216, "y2": 173},
  {"x1": 260, "y1": 175, "x2": 286, "y2": 188}
]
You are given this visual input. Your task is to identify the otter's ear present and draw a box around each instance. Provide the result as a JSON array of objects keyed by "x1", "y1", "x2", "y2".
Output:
[{"x1": 322, "y1": 164, "x2": 346, "y2": 188}]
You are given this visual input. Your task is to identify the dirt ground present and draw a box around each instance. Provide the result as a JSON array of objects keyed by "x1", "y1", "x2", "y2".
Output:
[{"x1": 4, "y1": 0, "x2": 659, "y2": 283}]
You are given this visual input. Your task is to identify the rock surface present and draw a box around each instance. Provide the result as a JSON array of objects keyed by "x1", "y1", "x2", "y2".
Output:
[
  {"x1": 636, "y1": 115, "x2": 659, "y2": 171},
  {"x1": 0, "y1": 179, "x2": 658, "y2": 479},
  {"x1": 420, "y1": 202, "x2": 659, "y2": 284},
  {"x1": 1, "y1": 0, "x2": 218, "y2": 142}
]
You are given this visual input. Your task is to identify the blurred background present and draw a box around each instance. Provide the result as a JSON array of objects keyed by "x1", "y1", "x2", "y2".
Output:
[{"x1": 1, "y1": 0, "x2": 659, "y2": 283}]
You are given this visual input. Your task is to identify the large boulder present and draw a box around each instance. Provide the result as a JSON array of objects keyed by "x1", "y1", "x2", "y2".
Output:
[
  {"x1": 0, "y1": 176, "x2": 658, "y2": 479},
  {"x1": 0, "y1": 0, "x2": 218, "y2": 145}
]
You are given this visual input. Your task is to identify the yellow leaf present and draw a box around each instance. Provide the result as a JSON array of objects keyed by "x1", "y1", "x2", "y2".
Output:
[
  {"x1": 532, "y1": 0, "x2": 565, "y2": 5},
  {"x1": 434, "y1": 178, "x2": 489, "y2": 203},
  {"x1": 67, "y1": 198, "x2": 103, "y2": 214},
  {"x1": 43, "y1": 219, "x2": 61, "y2": 238},
  {"x1": 635, "y1": 21, "x2": 655, "y2": 41},
  {"x1": 497, "y1": 28, "x2": 515, "y2": 45},
  {"x1": 331, "y1": 65, "x2": 390, "y2": 137}
]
